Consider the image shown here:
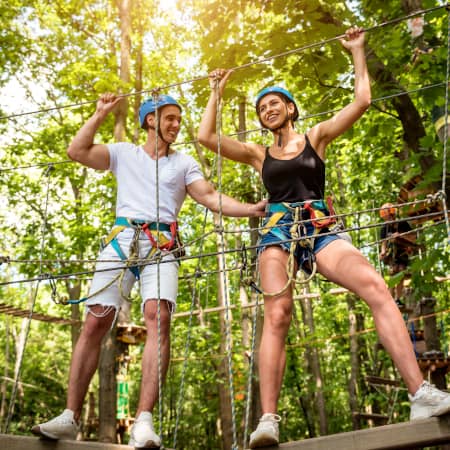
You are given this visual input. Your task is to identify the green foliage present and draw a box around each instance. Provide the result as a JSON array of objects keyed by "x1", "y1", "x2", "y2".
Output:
[{"x1": 0, "y1": 0, "x2": 449, "y2": 447}]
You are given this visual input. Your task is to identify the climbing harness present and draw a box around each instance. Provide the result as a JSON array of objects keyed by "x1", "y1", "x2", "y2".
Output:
[
  {"x1": 258, "y1": 198, "x2": 338, "y2": 296},
  {"x1": 101, "y1": 217, "x2": 179, "y2": 277},
  {"x1": 58, "y1": 217, "x2": 183, "y2": 305}
]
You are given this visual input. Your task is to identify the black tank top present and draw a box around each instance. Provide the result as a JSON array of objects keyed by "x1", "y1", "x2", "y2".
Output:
[{"x1": 261, "y1": 134, "x2": 325, "y2": 202}]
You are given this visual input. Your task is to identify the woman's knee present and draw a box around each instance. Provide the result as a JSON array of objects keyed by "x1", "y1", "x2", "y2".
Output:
[
  {"x1": 360, "y1": 272, "x2": 392, "y2": 308},
  {"x1": 264, "y1": 304, "x2": 292, "y2": 334}
]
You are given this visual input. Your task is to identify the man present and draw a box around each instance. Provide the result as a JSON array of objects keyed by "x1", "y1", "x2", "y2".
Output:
[
  {"x1": 31, "y1": 93, "x2": 266, "y2": 448},
  {"x1": 380, "y1": 202, "x2": 416, "y2": 307}
]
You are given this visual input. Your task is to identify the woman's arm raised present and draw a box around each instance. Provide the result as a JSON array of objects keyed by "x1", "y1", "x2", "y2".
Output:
[
  {"x1": 197, "y1": 69, "x2": 264, "y2": 171},
  {"x1": 310, "y1": 27, "x2": 371, "y2": 159}
]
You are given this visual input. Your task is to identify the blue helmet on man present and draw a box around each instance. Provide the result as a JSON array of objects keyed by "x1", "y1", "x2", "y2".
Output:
[
  {"x1": 255, "y1": 86, "x2": 299, "y2": 122},
  {"x1": 139, "y1": 94, "x2": 182, "y2": 129}
]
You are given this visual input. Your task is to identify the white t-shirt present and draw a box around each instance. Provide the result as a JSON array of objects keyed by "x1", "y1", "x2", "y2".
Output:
[{"x1": 108, "y1": 142, "x2": 204, "y2": 223}]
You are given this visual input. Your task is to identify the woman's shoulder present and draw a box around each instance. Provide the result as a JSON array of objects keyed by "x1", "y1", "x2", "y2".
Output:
[{"x1": 304, "y1": 125, "x2": 326, "y2": 160}]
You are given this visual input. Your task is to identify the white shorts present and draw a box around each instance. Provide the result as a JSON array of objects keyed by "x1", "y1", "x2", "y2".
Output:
[{"x1": 86, "y1": 229, "x2": 179, "y2": 314}]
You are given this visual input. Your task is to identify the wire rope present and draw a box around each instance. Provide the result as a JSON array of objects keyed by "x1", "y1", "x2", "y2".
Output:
[
  {"x1": 214, "y1": 79, "x2": 238, "y2": 450},
  {"x1": 0, "y1": 4, "x2": 446, "y2": 122},
  {"x1": 4, "y1": 165, "x2": 53, "y2": 432}
]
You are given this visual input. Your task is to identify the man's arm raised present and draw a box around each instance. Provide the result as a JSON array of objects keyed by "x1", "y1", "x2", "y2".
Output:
[{"x1": 67, "y1": 93, "x2": 122, "y2": 170}]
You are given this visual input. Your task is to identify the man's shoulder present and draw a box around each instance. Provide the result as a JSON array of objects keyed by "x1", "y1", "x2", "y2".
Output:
[
  {"x1": 170, "y1": 150, "x2": 198, "y2": 166},
  {"x1": 108, "y1": 142, "x2": 139, "y2": 151}
]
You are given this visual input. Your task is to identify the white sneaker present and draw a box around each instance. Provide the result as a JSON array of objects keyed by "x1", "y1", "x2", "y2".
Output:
[
  {"x1": 129, "y1": 412, "x2": 161, "y2": 448},
  {"x1": 31, "y1": 409, "x2": 78, "y2": 440},
  {"x1": 249, "y1": 413, "x2": 281, "y2": 448},
  {"x1": 409, "y1": 381, "x2": 450, "y2": 420}
]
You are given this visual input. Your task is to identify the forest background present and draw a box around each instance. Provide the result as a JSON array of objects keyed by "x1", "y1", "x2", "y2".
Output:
[{"x1": 0, "y1": 0, "x2": 449, "y2": 449}]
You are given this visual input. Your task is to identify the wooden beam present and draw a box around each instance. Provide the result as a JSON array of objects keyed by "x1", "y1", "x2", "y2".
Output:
[
  {"x1": 365, "y1": 375, "x2": 401, "y2": 387},
  {"x1": 0, "y1": 434, "x2": 173, "y2": 449},
  {"x1": 0, "y1": 303, "x2": 76, "y2": 326},
  {"x1": 255, "y1": 415, "x2": 450, "y2": 450}
]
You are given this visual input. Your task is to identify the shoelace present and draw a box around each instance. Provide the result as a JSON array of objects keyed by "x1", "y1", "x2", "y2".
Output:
[
  {"x1": 417, "y1": 382, "x2": 447, "y2": 399},
  {"x1": 260, "y1": 413, "x2": 281, "y2": 423}
]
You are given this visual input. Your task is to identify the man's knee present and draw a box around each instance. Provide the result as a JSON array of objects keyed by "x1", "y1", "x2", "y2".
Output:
[
  {"x1": 143, "y1": 300, "x2": 172, "y2": 328},
  {"x1": 83, "y1": 305, "x2": 117, "y2": 337}
]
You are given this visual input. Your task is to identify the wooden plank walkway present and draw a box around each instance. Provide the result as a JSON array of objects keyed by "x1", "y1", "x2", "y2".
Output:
[
  {"x1": 2, "y1": 416, "x2": 450, "y2": 450},
  {"x1": 255, "y1": 415, "x2": 450, "y2": 450},
  {"x1": 0, "y1": 433, "x2": 174, "y2": 449}
]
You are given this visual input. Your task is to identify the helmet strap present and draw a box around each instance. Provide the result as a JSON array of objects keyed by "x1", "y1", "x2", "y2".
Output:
[
  {"x1": 148, "y1": 124, "x2": 170, "y2": 157},
  {"x1": 272, "y1": 112, "x2": 292, "y2": 148}
]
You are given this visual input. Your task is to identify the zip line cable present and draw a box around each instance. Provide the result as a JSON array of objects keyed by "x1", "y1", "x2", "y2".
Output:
[
  {"x1": 0, "y1": 81, "x2": 447, "y2": 174},
  {"x1": 0, "y1": 4, "x2": 446, "y2": 123},
  {"x1": 214, "y1": 79, "x2": 238, "y2": 450},
  {"x1": 442, "y1": 6, "x2": 450, "y2": 246},
  {"x1": 4, "y1": 165, "x2": 53, "y2": 433},
  {"x1": 0, "y1": 209, "x2": 445, "y2": 288}
]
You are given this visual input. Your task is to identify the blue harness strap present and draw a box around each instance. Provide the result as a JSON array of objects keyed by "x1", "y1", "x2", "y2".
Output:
[
  {"x1": 103, "y1": 217, "x2": 172, "y2": 280},
  {"x1": 65, "y1": 218, "x2": 174, "y2": 305}
]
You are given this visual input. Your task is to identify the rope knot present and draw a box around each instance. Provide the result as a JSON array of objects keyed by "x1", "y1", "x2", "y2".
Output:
[{"x1": 214, "y1": 225, "x2": 225, "y2": 234}]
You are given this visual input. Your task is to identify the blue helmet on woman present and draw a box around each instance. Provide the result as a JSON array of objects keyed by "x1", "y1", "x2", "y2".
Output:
[
  {"x1": 255, "y1": 86, "x2": 299, "y2": 122},
  {"x1": 139, "y1": 94, "x2": 181, "y2": 129}
]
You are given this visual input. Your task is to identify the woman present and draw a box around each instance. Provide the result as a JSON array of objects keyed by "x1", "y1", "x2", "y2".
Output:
[{"x1": 198, "y1": 28, "x2": 450, "y2": 449}]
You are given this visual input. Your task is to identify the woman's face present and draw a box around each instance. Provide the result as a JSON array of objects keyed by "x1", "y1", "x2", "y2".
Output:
[{"x1": 257, "y1": 94, "x2": 294, "y2": 128}]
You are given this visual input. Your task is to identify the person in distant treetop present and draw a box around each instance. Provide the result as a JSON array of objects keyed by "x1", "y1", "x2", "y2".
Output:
[{"x1": 379, "y1": 202, "x2": 416, "y2": 307}]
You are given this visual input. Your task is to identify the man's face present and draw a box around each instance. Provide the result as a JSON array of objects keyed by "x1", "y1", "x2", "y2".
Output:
[{"x1": 156, "y1": 105, "x2": 182, "y2": 143}]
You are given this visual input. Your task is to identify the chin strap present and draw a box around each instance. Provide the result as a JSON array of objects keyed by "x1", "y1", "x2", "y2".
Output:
[
  {"x1": 269, "y1": 107, "x2": 292, "y2": 148},
  {"x1": 147, "y1": 125, "x2": 171, "y2": 156}
]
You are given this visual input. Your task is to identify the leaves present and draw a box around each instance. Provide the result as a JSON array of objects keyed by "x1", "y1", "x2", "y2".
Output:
[{"x1": 1, "y1": 0, "x2": 449, "y2": 446}]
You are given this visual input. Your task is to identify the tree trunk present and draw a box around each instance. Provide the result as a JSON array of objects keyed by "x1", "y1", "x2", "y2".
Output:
[
  {"x1": 237, "y1": 97, "x2": 262, "y2": 432},
  {"x1": 98, "y1": 328, "x2": 118, "y2": 443},
  {"x1": 0, "y1": 318, "x2": 10, "y2": 432},
  {"x1": 299, "y1": 294, "x2": 328, "y2": 435},
  {"x1": 348, "y1": 295, "x2": 361, "y2": 430},
  {"x1": 420, "y1": 297, "x2": 446, "y2": 389},
  {"x1": 113, "y1": 0, "x2": 131, "y2": 142},
  {"x1": 97, "y1": 1, "x2": 133, "y2": 441},
  {"x1": 132, "y1": 0, "x2": 143, "y2": 144}
]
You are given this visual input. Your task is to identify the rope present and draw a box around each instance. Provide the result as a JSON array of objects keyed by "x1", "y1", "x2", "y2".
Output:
[
  {"x1": 254, "y1": 206, "x2": 317, "y2": 298},
  {"x1": 242, "y1": 267, "x2": 261, "y2": 448},
  {"x1": 0, "y1": 4, "x2": 447, "y2": 123},
  {"x1": 1, "y1": 195, "x2": 440, "y2": 266},
  {"x1": 1, "y1": 80, "x2": 447, "y2": 174},
  {"x1": 4, "y1": 164, "x2": 53, "y2": 432},
  {"x1": 214, "y1": 79, "x2": 238, "y2": 450},
  {"x1": 442, "y1": 6, "x2": 450, "y2": 246},
  {"x1": 0, "y1": 209, "x2": 445, "y2": 289},
  {"x1": 172, "y1": 210, "x2": 209, "y2": 449},
  {"x1": 151, "y1": 89, "x2": 164, "y2": 447}
]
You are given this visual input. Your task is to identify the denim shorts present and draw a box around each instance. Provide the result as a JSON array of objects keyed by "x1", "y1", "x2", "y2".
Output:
[{"x1": 258, "y1": 204, "x2": 342, "y2": 272}]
